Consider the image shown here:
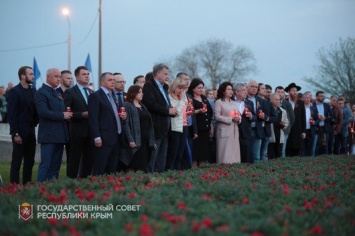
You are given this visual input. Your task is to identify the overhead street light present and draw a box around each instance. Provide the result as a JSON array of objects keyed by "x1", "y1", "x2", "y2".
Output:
[{"x1": 62, "y1": 8, "x2": 71, "y2": 72}]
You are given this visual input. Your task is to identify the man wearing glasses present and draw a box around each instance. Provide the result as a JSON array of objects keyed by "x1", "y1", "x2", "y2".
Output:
[{"x1": 113, "y1": 73, "x2": 126, "y2": 109}]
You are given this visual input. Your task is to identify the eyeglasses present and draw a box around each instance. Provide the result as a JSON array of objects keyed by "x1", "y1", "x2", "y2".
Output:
[{"x1": 116, "y1": 81, "x2": 126, "y2": 84}]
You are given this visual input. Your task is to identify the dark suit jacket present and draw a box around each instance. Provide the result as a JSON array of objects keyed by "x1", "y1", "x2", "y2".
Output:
[
  {"x1": 286, "y1": 99, "x2": 306, "y2": 149},
  {"x1": 64, "y1": 85, "x2": 92, "y2": 138},
  {"x1": 142, "y1": 79, "x2": 171, "y2": 138},
  {"x1": 88, "y1": 88, "x2": 119, "y2": 145},
  {"x1": 238, "y1": 99, "x2": 256, "y2": 140},
  {"x1": 34, "y1": 84, "x2": 69, "y2": 143},
  {"x1": 308, "y1": 105, "x2": 319, "y2": 138},
  {"x1": 313, "y1": 102, "x2": 333, "y2": 133},
  {"x1": 260, "y1": 97, "x2": 278, "y2": 137},
  {"x1": 7, "y1": 83, "x2": 39, "y2": 136},
  {"x1": 247, "y1": 96, "x2": 269, "y2": 139}
]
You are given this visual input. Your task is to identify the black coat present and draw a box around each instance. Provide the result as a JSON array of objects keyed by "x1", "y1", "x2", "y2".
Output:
[
  {"x1": 286, "y1": 99, "x2": 306, "y2": 149},
  {"x1": 64, "y1": 85, "x2": 92, "y2": 138},
  {"x1": 142, "y1": 79, "x2": 171, "y2": 138}
]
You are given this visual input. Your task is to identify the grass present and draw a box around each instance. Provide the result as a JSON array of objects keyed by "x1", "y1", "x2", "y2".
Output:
[
  {"x1": 1, "y1": 156, "x2": 354, "y2": 235},
  {"x1": 0, "y1": 161, "x2": 67, "y2": 185}
]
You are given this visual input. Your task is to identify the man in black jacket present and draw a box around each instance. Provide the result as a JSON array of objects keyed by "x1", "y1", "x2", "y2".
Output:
[
  {"x1": 142, "y1": 63, "x2": 177, "y2": 172},
  {"x1": 285, "y1": 83, "x2": 306, "y2": 156},
  {"x1": 7, "y1": 66, "x2": 39, "y2": 184}
]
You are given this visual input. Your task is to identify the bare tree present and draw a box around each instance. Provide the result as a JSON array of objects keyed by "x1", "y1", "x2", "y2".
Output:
[
  {"x1": 304, "y1": 37, "x2": 355, "y2": 103},
  {"x1": 172, "y1": 39, "x2": 257, "y2": 88},
  {"x1": 174, "y1": 47, "x2": 200, "y2": 78}
]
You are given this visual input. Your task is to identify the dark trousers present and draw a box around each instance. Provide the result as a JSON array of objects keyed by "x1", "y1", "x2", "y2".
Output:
[
  {"x1": 301, "y1": 129, "x2": 314, "y2": 157},
  {"x1": 64, "y1": 142, "x2": 70, "y2": 177},
  {"x1": 147, "y1": 135, "x2": 168, "y2": 173},
  {"x1": 239, "y1": 138, "x2": 252, "y2": 163},
  {"x1": 10, "y1": 133, "x2": 36, "y2": 184},
  {"x1": 316, "y1": 127, "x2": 329, "y2": 155},
  {"x1": 181, "y1": 126, "x2": 194, "y2": 170},
  {"x1": 37, "y1": 143, "x2": 64, "y2": 182},
  {"x1": 166, "y1": 127, "x2": 188, "y2": 171},
  {"x1": 333, "y1": 133, "x2": 341, "y2": 155},
  {"x1": 340, "y1": 135, "x2": 349, "y2": 154},
  {"x1": 286, "y1": 148, "x2": 300, "y2": 157},
  {"x1": 92, "y1": 144, "x2": 119, "y2": 176},
  {"x1": 268, "y1": 142, "x2": 282, "y2": 159},
  {"x1": 328, "y1": 130, "x2": 335, "y2": 154},
  {"x1": 68, "y1": 136, "x2": 93, "y2": 179}
]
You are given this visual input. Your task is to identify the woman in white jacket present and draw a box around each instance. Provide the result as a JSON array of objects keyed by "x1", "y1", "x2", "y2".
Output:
[{"x1": 166, "y1": 78, "x2": 188, "y2": 170}]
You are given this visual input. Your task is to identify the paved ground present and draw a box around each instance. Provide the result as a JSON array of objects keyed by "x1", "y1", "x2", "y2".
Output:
[
  {"x1": 0, "y1": 141, "x2": 68, "y2": 163},
  {"x1": 0, "y1": 141, "x2": 41, "y2": 162}
]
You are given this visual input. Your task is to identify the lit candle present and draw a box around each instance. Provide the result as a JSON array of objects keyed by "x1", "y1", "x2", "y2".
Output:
[
  {"x1": 258, "y1": 109, "x2": 264, "y2": 118},
  {"x1": 118, "y1": 107, "x2": 126, "y2": 115}
]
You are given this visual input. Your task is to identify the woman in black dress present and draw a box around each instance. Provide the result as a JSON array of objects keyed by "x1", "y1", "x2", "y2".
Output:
[
  {"x1": 187, "y1": 78, "x2": 214, "y2": 167},
  {"x1": 122, "y1": 85, "x2": 155, "y2": 172}
]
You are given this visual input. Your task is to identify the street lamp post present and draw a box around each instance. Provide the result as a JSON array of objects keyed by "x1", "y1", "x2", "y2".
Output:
[
  {"x1": 98, "y1": 0, "x2": 102, "y2": 82},
  {"x1": 62, "y1": 8, "x2": 71, "y2": 72}
]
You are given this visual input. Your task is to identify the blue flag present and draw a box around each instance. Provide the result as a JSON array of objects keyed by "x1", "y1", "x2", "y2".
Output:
[
  {"x1": 85, "y1": 53, "x2": 92, "y2": 72},
  {"x1": 33, "y1": 57, "x2": 41, "y2": 88}
]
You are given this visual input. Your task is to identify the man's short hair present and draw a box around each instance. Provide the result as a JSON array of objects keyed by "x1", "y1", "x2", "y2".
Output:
[
  {"x1": 275, "y1": 86, "x2": 284, "y2": 92},
  {"x1": 316, "y1": 91, "x2": 324, "y2": 97},
  {"x1": 133, "y1": 75, "x2": 144, "y2": 84},
  {"x1": 152, "y1": 63, "x2": 169, "y2": 77},
  {"x1": 74, "y1": 66, "x2": 89, "y2": 77},
  {"x1": 18, "y1": 66, "x2": 32, "y2": 80}
]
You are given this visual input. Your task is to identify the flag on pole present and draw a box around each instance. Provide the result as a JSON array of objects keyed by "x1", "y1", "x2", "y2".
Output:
[
  {"x1": 33, "y1": 57, "x2": 41, "y2": 88},
  {"x1": 85, "y1": 53, "x2": 92, "y2": 72}
]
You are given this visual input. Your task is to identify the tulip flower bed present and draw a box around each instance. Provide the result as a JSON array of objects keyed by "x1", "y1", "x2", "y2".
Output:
[{"x1": 1, "y1": 156, "x2": 354, "y2": 236}]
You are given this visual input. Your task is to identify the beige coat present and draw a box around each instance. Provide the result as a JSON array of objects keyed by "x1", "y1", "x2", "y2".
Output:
[{"x1": 215, "y1": 99, "x2": 241, "y2": 164}]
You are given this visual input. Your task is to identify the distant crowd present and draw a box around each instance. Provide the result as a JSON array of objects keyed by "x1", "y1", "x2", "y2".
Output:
[{"x1": 2, "y1": 63, "x2": 355, "y2": 185}]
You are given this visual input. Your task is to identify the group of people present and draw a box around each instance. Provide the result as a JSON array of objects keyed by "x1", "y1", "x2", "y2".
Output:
[{"x1": 5, "y1": 63, "x2": 355, "y2": 184}]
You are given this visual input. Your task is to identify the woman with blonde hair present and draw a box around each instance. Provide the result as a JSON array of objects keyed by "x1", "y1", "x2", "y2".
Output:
[{"x1": 166, "y1": 78, "x2": 189, "y2": 170}]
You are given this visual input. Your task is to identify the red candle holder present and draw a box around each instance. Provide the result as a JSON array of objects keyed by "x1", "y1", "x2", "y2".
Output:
[
  {"x1": 66, "y1": 107, "x2": 71, "y2": 112},
  {"x1": 258, "y1": 110, "x2": 264, "y2": 117},
  {"x1": 118, "y1": 107, "x2": 126, "y2": 115},
  {"x1": 244, "y1": 107, "x2": 249, "y2": 115},
  {"x1": 309, "y1": 117, "x2": 313, "y2": 123},
  {"x1": 202, "y1": 104, "x2": 207, "y2": 110}
]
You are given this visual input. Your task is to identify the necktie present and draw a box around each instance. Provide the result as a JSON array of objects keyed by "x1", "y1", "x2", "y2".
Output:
[
  {"x1": 83, "y1": 87, "x2": 89, "y2": 103},
  {"x1": 117, "y1": 92, "x2": 124, "y2": 108},
  {"x1": 108, "y1": 93, "x2": 121, "y2": 134},
  {"x1": 162, "y1": 85, "x2": 171, "y2": 107}
]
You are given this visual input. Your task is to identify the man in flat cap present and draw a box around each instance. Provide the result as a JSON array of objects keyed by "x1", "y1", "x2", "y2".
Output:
[{"x1": 285, "y1": 83, "x2": 306, "y2": 156}]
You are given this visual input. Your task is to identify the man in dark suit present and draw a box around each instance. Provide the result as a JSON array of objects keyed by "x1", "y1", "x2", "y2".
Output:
[
  {"x1": 64, "y1": 66, "x2": 93, "y2": 178},
  {"x1": 247, "y1": 80, "x2": 273, "y2": 162},
  {"x1": 235, "y1": 83, "x2": 256, "y2": 163},
  {"x1": 285, "y1": 83, "x2": 306, "y2": 156},
  {"x1": 313, "y1": 91, "x2": 333, "y2": 155},
  {"x1": 301, "y1": 92, "x2": 319, "y2": 157},
  {"x1": 88, "y1": 72, "x2": 127, "y2": 176},
  {"x1": 142, "y1": 63, "x2": 177, "y2": 172},
  {"x1": 258, "y1": 83, "x2": 278, "y2": 160},
  {"x1": 112, "y1": 72, "x2": 128, "y2": 172},
  {"x1": 113, "y1": 73, "x2": 126, "y2": 109},
  {"x1": 57, "y1": 70, "x2": 72, "y2": 176},
  {"x1": 7, "y1": 66, "x2": 39, "y2": 184},
  {"x1": 35, "y1": 68, "x2": 72, "y2": 182}
]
